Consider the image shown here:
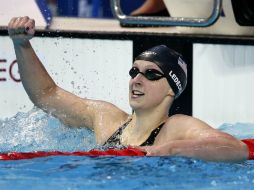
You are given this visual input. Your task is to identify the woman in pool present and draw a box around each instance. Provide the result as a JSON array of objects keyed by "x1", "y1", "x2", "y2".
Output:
[{"x1": 8, "y1": 16, "x2": 249, "y2": 162}]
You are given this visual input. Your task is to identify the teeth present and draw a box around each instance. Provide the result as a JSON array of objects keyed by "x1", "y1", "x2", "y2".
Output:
[{"x1": 132, "y1": 90, "x2": 144, "y2": 96}]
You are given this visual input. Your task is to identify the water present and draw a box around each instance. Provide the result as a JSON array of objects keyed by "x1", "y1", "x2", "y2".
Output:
[
  {"x1": 0, "y1": 108, "x2": 96, "y2": 152},
  {"x1": 0, "y1": 108, "x2": 254, "y2": 190}
]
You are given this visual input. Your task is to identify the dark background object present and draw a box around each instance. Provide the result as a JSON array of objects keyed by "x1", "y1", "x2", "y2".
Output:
[{"x1": 231, "y1": 0, "x2": 254, "y2": 26}]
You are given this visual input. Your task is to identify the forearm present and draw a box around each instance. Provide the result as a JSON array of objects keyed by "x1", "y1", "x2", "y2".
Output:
[
  {"x1": 13, "y1": 41, "x2": 56, "y2": 103},
  {"x1": 8, "y1": 17, "x2": 98, "y2": 129},
  {"x1": 168, "y1": 137, "x2": 249, "y2": 162}
]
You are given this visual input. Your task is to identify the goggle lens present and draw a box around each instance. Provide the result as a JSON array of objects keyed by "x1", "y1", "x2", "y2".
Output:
[{"x1": 129, "y1": 67, "x2": 165, "y2": 81}]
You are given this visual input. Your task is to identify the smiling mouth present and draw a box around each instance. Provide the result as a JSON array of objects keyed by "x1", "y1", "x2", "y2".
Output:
[{"x1": 132, "y1": 90, "x2": 145, "y2": 97}]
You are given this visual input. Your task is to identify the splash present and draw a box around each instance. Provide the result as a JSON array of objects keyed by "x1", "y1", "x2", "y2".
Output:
[
  {"x1": 1, "y1": 108, "x2": 254, "y2": 153},
  {"x1": 0, "y1": 107, "x2": 96, "y2": 152}
]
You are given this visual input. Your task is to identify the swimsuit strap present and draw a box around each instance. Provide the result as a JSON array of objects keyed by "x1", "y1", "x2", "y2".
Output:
[
  {"x1": 103, "y1": 118, "x2": 132, "y2": 146},
  {"x1": 104, "y1": 119, "x2": 165, "y2": 147},
  {"x1": 140, "y1": 123, "x2": 165, "y2": 146}
]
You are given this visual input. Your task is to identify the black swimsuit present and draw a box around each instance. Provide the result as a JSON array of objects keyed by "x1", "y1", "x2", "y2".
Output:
[{"x1": 104, "y1": 118, "x2": 164, "y2": 147}]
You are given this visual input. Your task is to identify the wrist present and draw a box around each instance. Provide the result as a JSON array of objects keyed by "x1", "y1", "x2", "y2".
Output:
[
  {"x1": 13, "y1": 40, "x2": 31, "y2": 48},
  {"x1": 160, "y1": 142, "x2": 178, "y2": 156}
]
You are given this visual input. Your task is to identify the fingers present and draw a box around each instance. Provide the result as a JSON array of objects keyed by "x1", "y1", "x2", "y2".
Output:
[
  {"x1": 8, "y1": 17, "x2": 18, "y2": 36},
  {"x1": 129, "y1": 145, "x2": 151, "y2": 156},
  {"x1": 24, "y1": 19, "x2": 35, "y2": 35},
  {"x1": 129, "y1": 145, "x2": 147, "y2": 152},
  {"x1": 129, "y1": 145, "x2": 166, "y2": 156},
  {"x1": 8, "y1": 16, "x2": 35, "y2": 38},
  {"x1": 8, "y1": 17, "x2": 17, "y2": 29},
  {"x1": 15, "y1": 17, "x2": 29, "y2": 34}
]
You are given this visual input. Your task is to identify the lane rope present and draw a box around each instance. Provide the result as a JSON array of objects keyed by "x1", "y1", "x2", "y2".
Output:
[{"x1": 0, "y1": 147, "x2": 145, "y2": 160}]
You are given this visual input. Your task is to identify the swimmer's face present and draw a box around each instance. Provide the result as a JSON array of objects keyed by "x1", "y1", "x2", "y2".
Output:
[{"x1": 129, "y1": 60, "x2": 173, "y2": 111}]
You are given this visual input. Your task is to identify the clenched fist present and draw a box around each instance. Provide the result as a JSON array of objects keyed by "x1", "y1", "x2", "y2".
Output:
[{"x1": 8, "y1": 16, "x2": 35, "y2": 44}]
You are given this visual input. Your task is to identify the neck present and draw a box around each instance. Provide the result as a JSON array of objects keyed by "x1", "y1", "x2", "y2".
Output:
[
  {"x1": 122, "y1": 96, "x2": 173, "y2": 145},
  {"x1": 124, "y1": 108, "x2": 168, "y2": 145},
  {"x1": 133, "y1": 112, "x2": 167, "y2": 132},
  {"x1": 132, "y1": 99, "x2": 173, "y2": 133}
]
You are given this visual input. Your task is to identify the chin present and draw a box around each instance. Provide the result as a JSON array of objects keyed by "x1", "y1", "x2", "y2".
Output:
[
  {"x1": 129, "y1": 102, "x2": 137, "y2": 110},
  {"x1": 129, "y1": 101, "x2": 141, "y2": 111},
  {"x1": 130, "y1": 101, "x2": 149, "y2": 112}
]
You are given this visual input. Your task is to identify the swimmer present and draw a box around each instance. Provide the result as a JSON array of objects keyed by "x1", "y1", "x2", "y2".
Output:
[{"x1": 8, "y1": 16, "x2": 249, "y2": 162}]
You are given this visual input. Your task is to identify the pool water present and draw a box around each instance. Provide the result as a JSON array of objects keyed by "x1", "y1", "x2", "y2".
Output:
[{"x1": 0, "y1": 108, "x2": 254, "y2": 190}]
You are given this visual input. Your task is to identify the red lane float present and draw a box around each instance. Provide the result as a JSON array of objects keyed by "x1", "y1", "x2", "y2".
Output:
[
  {"x1": 2, "y1": 140, "x2": 254, "y2": 161},
  {"x1": 0, "y1": 147, "x2": 145, "y2": 160},
  {"x1": 241, "y1": 139, "x2": 254, "y2": 160}
]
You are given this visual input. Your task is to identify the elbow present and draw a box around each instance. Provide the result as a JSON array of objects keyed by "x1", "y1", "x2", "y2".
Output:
[{"x1": 28, "y1": 84, "x2": 58, "y2": 108}]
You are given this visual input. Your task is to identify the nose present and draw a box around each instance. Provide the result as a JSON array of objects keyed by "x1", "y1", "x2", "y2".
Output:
[
  {"x1": 130, "y1": 73, "x2": 144, "y2": 88},
  {"x1": 131, "y1": 72, "x2": 144, "y2": 82}
]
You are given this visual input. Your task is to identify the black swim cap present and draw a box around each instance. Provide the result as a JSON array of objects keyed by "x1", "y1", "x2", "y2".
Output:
[{"x1": 135, "y1": 45, "x2": 187, "y2": 99}]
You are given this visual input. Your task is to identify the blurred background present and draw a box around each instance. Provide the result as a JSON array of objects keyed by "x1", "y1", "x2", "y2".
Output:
[{"x1": 46, "y1": 0, "x2": 145, "y2": 18}]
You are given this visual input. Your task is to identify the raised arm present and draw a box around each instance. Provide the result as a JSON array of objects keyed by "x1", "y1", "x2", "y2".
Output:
[{"x1": 8, "y1": 17, "x2": 128, "y2": 133}]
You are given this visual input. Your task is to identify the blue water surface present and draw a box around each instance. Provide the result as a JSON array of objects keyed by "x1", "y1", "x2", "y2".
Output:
[{"x1": 0, "y1": 108, "x2": 254, "y2": 190}]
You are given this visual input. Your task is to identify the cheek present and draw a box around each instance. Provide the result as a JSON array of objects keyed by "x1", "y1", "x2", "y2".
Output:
[
  {"x1": 148, "y1": 82, "x2": 169, "y2": 98},
  {"x1": 129, "y1": 80, "x2": 132, "y2": 91}
]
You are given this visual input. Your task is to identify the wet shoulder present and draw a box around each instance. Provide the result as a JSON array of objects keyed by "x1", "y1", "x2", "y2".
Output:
[
  {"x1": 87, "y1": 99, "x2": 129, "y2": 144},
  {"x1": 165, "y1": 114, "x2": 214, "y2": 131},
  {"x1": 165, "y1": 114, "x2": 193, "y2": 128},
  {"x1": 155, "y1": 114, "x2": 204, "y2": 143}
]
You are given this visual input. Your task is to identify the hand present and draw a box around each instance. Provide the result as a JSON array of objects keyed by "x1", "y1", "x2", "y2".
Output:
[
  {"x1": 130, "y1": 144, "x2": 173, "y2": 156},
  {"x1": 8, "y1": 16, "x2": 35, "y2": 44}
]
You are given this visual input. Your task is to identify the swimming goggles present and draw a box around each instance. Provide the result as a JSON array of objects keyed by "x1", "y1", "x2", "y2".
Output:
[{"x1": 129, "y1": 67, "x2": 165, "y2": 81}]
